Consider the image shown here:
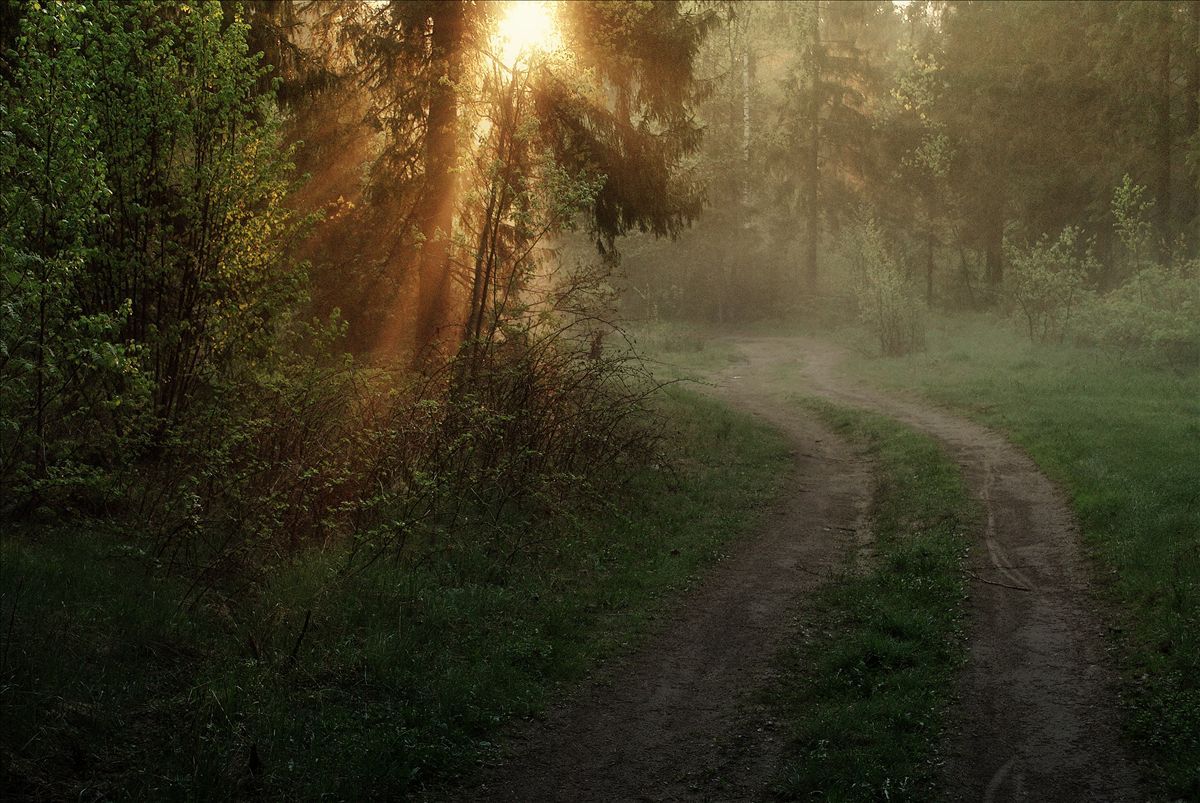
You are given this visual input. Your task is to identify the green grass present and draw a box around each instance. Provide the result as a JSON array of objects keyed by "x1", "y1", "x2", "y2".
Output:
[
  {"x1": 628, "y1": 320, "x2": 744, "y2": 377},
  {"x1": 770, "y1": 400, "x2": 974, "y2": 802},
  {"x1": 0, "y1": 388, "x2": 791, "y2": 800},
  {"x1": 842, "y1": 313, "x2": 1200, "y2": 798}
]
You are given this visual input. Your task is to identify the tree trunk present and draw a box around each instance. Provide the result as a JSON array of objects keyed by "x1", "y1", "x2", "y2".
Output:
[
  {"x1": 742, "y1": 27, "x2": 752, "y2": 215},
  {"x1": 804, "y1": 0, "x2": 821, "y2": 294},
  {"x1": 1155, "y1": 2, "x2": 1173, "y2": 262},
  {"x1": 956, "y1": 237, "x2": 976, "y2": 309},
  {"x1": 1184, "y1": 0, "x2": 1200, "y2": 251},
  {"x1": 411, "y1": 2, "x2": 464, "y2": 362},
  {"x1": 984, "y1": 215, "x2": 1003, "y2": 290},
  {"x1": 925, "y1": 229, "x2": 935, "y2": 304}
]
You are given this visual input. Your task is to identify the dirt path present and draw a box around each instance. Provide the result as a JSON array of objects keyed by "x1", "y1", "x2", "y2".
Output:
[
  {"x1": 467, "y1": 342, "x2": 871, "y2": 802},
  {"x1": 467, "y1": 335, "x2": 1139, "y2": 802},
  {"x1": 733, "y1": 335, "x2": 1139, "y2": 802}
]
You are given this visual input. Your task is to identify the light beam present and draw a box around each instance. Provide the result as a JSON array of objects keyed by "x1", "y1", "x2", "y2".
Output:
[{"x1": 494, "y1": 1, "x2": 560, "y2": 69}]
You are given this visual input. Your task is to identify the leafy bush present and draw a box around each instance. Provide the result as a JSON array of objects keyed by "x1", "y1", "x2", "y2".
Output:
[
  {"x1": 1, "y1": 2, "x2": 307, "y2": 517},
  {"x1": 1111, "y1": 174, "x2": 1156, "y2": 281},
  {"x1": 130, "y1": 310, "x2": 659, "y2": 595},
  {"x1": 1066, "y1": 178, "x2": 1200, "y2": 365},
  {"x1": 1076, "y1": 262, "x2": 1200, "y2": 366},
  {"x1": 846, "y1": 215, "x2": 926, "y2": 356},
  {"x1": 82, "y1": 2, "x2": 307, "y2": 424},
  {"x1": 1003, "y1": 225, "x2": 1095, "y2": 344},
  {"x1": 0, "y1": 1, "x2": 148, "y2": 508}
]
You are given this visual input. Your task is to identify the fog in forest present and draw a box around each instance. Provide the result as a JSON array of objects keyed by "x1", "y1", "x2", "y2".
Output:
[{"x1": 1, "y1": 1, "x2": 1197, "y2": 800}]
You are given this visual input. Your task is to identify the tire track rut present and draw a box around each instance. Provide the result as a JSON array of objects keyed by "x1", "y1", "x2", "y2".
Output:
[
  {"x1": 737, "y1": 335, "x2": 1140, "y2": 802},
  {"x1": 466, "y1": 335, "x2": 1139, "y2": 802}
]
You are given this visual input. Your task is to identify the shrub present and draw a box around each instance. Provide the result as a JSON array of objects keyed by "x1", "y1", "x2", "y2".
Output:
[
  {"x1": 1068, "y1": 178, "x2": 1200, "y2": 365},
  {"x1": 0, "y1": 1, "x2": 148, "y2": 508},
  {"x1": 1076, "y1": 261, "x2": 1200, "y2": 366},
  {"x1": 125, "y1": 267, "x2": 661, "y2": 595},
  {"x1": 1, "y1": 2, "x2": 306, "y2": 515},
  {"x1": 1003, "y1": 226, "x2": 1095, "y2": 344},
  {"x1": 846, "y1": 215, "x2": 926, "y2": 356},
  {"x1": 1111, "y1": 174, "x2": 1156, "y2": 282}
]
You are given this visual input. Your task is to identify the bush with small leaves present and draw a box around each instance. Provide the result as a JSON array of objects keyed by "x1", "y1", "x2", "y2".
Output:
[
  {"x1": 1003, "y1": 226, "x2": 1095, "y2": 344},
  {"x1": 1077, "y1": 261, "x2": 1200, "y2": 366},
  {"x1": 846, "y1": 215, "x2": 926, "y2": 356}
]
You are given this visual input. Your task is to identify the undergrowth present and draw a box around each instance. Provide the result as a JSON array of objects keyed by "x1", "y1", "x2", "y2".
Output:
[{"x1": 0, "y1": 388, "x2": 790, "y2": 799}]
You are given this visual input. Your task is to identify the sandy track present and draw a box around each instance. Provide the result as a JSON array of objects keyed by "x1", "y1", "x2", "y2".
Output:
[
  {"x1": 742, "y1": 335, "x2": 1140, "y2": 802},
  {"x1": 465, "y1": 342, "x2": 870, "y2": 802}
]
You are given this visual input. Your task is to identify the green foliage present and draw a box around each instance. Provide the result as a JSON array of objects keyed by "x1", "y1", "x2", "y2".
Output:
[
  {"x1": 550, "y1": 0, "x2": 713, "y2": 244},
  {"x1": 1112, "y1": 174, "x2": 1156, "y2": 276},
  {"x1": 1077, "y1": 261, "x2": 1200, "y2": 366},
  {"x1": 891, "y1": 44, "x2": 946, "y2": 131},
  {"x1": 0, "y1": 389, "x2": 790, "y2": 799},
  {"x1": 1003, "y1": 226, "x2": 1095, "y2": 343},
  {"x1": 82, "y1": 1, "x2": 306, "y2": 420},
  {"x1": 846, "y1": 214, "x2": 927, "y2": 356},
  {"x1": 1069, "y1": 176, "x2": 1200, "y2": 365},
  {"x1": 0, "y1": 1, "x2": 305, "y2": 515},
  {"x1": 0, "y1": 0, "x2": 144, "y2": 504}
]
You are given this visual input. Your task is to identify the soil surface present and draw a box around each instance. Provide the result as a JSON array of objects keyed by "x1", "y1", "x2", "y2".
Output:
[
  {"x1": 466, "y1": 339, "x2": 871, "y2": 802},
  {"x1": 759, "y1": 335, "x2": 1140, "y2": 803},
  {"x1": 465, "y1": 335, "x2": 1140, "y2": 802}
]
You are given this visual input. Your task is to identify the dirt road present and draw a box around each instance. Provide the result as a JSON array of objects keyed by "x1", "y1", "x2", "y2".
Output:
[
  {"x1": 467, "y1": 336, "x2": 1139, "y2": 802},
  {"x1": 753, "y1": 335, "x2": 1140, "y2": 802},
  {"x1": 467, "y1": 340, "x2": 871, "y2": 802}
]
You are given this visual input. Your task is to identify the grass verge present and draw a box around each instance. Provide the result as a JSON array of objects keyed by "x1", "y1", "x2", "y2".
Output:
[
  {"x1": 628, "y1": 320, "x2": 744, "y2": 378},
  {"x1": 773, "y1": 400, "x2": 973, "y2": 802},
  {"x1": 843, "y1": 313, "x2": 1200, "y2": 798},
  {"x1": 0, "y1": 387, "x2": 790, "y2": 800}
]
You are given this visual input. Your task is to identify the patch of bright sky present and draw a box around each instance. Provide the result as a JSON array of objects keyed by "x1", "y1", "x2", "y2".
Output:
[{"x1": 494, "y1": 1, "x2": 561, "y2": 69}]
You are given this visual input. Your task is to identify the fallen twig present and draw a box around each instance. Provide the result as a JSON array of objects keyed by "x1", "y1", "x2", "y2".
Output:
[
  {"x1": 287, "y1": 609, "x2": 312, "y2": 667},
  {"x1": 966, "y1": 570, "x2": 1032, "y2": 592}
]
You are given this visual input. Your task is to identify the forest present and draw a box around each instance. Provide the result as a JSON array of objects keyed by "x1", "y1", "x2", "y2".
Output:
[{"x1": 0, "y1": 1, "x2": 1197, "y2": 801}]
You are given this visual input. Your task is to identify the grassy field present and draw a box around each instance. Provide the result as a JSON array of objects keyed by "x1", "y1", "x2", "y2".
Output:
[
  {"x1": 0, "y1": 388, "x2": 790, "y2": 800},
  {"x1": 770, "y1": 400, "x2": 974, "y2": 802},
  {"x1": 843, "y1": 313, "x2": 1200, "y2": 798}
]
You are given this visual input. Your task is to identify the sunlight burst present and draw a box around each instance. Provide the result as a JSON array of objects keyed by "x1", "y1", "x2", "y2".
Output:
[{"x1": 494, "y1": 1, "x2": 560, "y2": 69}]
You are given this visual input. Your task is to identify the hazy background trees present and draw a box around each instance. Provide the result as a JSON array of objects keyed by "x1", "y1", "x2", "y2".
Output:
[{"x1": 623, "y1": 0, "x2": 1199, "y2": 363}]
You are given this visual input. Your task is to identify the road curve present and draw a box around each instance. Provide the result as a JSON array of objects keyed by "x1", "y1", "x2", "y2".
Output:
[
  {"x1": 465, "y1": 339, "x2": 870, "y2": 802},
  {"x1": 464, "y1": 335, "x2": 1139, "y2": 802},
  {"x1": 734, "y1": 335, "x2": 1140, "y2": 803}
]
